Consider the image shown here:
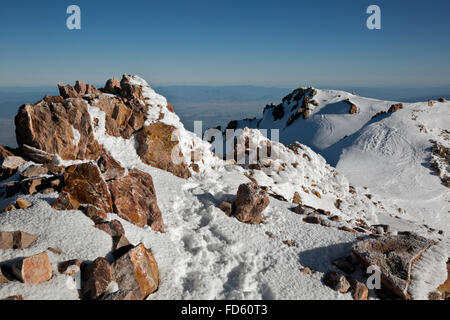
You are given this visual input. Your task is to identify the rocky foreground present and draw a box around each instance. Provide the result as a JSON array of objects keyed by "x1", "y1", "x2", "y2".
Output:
[{"x1": 0, "y1": 75, "x2": 448, "y2": 300}]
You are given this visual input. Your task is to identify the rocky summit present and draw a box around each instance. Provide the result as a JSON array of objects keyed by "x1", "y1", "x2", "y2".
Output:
[{"x1": 0, "y1": 75, "x2": 448, "y2": 300}]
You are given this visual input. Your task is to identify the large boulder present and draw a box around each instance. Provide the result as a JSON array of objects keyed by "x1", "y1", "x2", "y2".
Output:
[
  {"x1": 108, "y1": 170, "x2": 163, "y2": 232},
  {"x1": 232, "y1": 182, "x2": 270, "y2": 224},
  {"x1": 112, "y1": 243, "x2": 159, "y2": 300},
  {"x1": 12, "y1": 252, "x2": 52, "y2": 284},
  {"x1": 136, "y1": 122, "x2": 191, "y2": 178},
  {"x1": 53, "y1": 163, "x2": 113, "y2": 213},
  {"x1": 15, "y1": 97, "x2": 102, "y2": 161},
  {"x1": 352, "y1": 232, "x2": 436, "y2": 299},
  {"x1": 82, "y1": 257, "x2": 113, "y2": 300}
]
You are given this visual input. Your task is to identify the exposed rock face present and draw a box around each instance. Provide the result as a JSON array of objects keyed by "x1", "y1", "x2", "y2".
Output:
[
  {"x1": 232, "y1": 182, "x2": 269, "y2": 224},
  {"x1": 82, "y1": 257, "x2": 113, "y2": 300},
  {"x1": 0, "y1": 268, "x2": 10, "y2": 283},
  {"x1": 136, "y1": 122, "x2": 191, "y2": 178},
  {"x1": 108, "y1": 170, "x2": 163, "y2": 232},
  {"x1": 97, "y1": 151, "x2": 125, "y2": 181},
  {"x1": 344, "y1": 99, "x2": 358, "y2": 114},
  {"x1": 352, "y1": 232, "x2": 436, "y2": 299},
  {"x1": 0, "y1": 145, "x2": 14, "y2": 160},
  {"x1": 112, "y1": 243, "x2": 159, "y2": 300},
  {"x1": 323, "y1": 272, "x2": 350, "y2": 293},
  {"x1": 15, "y1": 98, "x2": 102, "y2": 161},
  {"x1": 437, "y1": 259, "x2": 450, "y2": 299},
  {"x1": 13, "y1": 252, "x2": 52, "y2": 284},
  {"x1": 388, "y1": 103, "x2": 403, "y2": 113},
  {"x1": 21, "y1": 165, "x2": 48, "y2": 179},
  {"x1": 218, "y1": 201, "x2": 233, "y2": 216},
  {"x1": 53, "y1": 163, "x2": 113, "y2": 213},
  {"x1": 103, "y1": 78, "x2": 121, "y2": 95},
  {"x1": 0, "y1": 231, "x2": 37, "y2": 250}
]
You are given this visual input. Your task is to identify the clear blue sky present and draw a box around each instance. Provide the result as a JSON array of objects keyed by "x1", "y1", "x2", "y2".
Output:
[{"x1": 0, "y1": 0, "x2": 449, "y2": 87}]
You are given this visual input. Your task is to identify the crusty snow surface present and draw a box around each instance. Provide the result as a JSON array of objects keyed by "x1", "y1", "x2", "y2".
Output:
[
  {"x1": 1, "y1": 77, "x2": 448, "y2": 300},
  {"x1": 232, "y1": 89, "x2": 450, "y2": 235}
]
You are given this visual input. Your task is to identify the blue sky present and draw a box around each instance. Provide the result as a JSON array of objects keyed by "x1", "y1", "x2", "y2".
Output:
[{"x1": 0, "y1": 0, "x2": 449, "y2": 87}]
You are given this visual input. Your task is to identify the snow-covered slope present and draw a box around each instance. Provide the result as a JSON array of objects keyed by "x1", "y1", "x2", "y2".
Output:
[
  {"x1": 228, "y1": 88, "x2": 450, "y2": 234},
  {"x1": 1, "y1": 77, "x2": 448, "y2": 300}
]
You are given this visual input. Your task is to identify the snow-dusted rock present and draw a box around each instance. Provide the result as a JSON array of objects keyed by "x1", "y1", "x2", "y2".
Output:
[{"x1": 232, "y1": 182, "x2": 269, "y2": 224}]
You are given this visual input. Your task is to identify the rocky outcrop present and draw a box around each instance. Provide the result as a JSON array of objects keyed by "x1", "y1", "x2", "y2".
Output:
[
  {"x1": 352, "y1": 232, "x2": 436, "y2": 299},
  {"x1": 231, "y1": 182, "x2": 269, "y2": 224},
  {"x1": 15, "y1": 98, "x2": 102, "y2": 161},
  {"x1": 136, "y1": 122, "x2": 191, "y2": 178},
  {"x1": 112, "y1": 243, "x2": 159, "y2": 300},
  {"x1": 12, "y1": 252, "x2": 52, "y2": 284},
  {"x1": 108, "y1": 170, "x2": 163, "y2": 232},
  {"x1": 388, "y1": 103, "x2": 403, "y2": 113},
  {"x1": 53, "y1": 163, "x2": 113, "y2": 213},
  {"x1": 97, "y1": 151, "x2": 125, "y2": 181}
]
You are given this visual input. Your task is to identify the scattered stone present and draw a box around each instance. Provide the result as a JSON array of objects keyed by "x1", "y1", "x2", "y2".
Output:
[
  {"x1": 333, "y1": 257, "x2": 355, "y2": 274},
  {"x1": 303, "y1": 216, "x2": 322, "y2": 225},
  {"x1": 232, "y1": 182, "x2": 269, "y2": 224},
  {"x1": 2, "y1": 204, "x2": 16, "y2": 212},
  {"x1": 0, "y1": 145, "x2": 14, "y2": 160},
  {"x1": 82, "y1": 257, "x2": 113, "y2": 300},
  {"x1": 136, "y1": 122, "x2": 191, "y2": 178},
  {"x1": 21, "y1": 144, "x2": 54, "y2": 163},
  {"x1": 437, "y1": 259, "x2": 450, "y2": 299},
  {"x1": 47, "y1": 247, "x2": 62, "y2": 255},
  {"x1": 265, "y1": 231, "x2": 275, "y2": 239},
  {"x1": 218, "y1": 201, "x2": 233, "y2": 216},
  {"x1": 329, "y1": 215, "x2": 342, "y2": 222},
  {"x1": 16, "y1": 198, "x2": 32, "y2": 209},
  {"x1": 1, "y1": 156, "x2": 26, "y2": 171},
  {"x1": 438, "y1": 98, "x2": 447, "y2": 103},
  {"x1": 99, "y1": 290, "x2": 138, "y2": 300},
  {"x1": 311, "y1": 189, "x2": 321, "y2": 198},
  {"x1": 352, "y1": 281, "x2": 369, "y2": 300},
  {"x1": 323, "y1": 272, "x2": 350, "y2": 293},
  {"x1": 352, "y1": 233, "x2": 436, "y2": 299},
  {"x1": 21, "y1": 165, "x2": 48, "y2": 179},
  {"x1": 12, "y1": 252, "x2": 52, "y2": 284},
  {"x1": 0, "y1": 231, "x2": 37, "y2": 250},
  {"x1": 20, "y1": 177, "x2": 43, "y2": 194},
  {"x1": 300, "y1": 267, "x2": 312, "y2": 275},
  {"x1": 292, "y1": 192, "x2": 302, "y2": 204},
  {"x1": 53, "y1": 163, "x2": 113, "y2": 213},
  {"x1": 283, "y1": 240, "x2": 296, "y2": 247},
  {"x1": 108, "y1": 169, "x2": 163, "y2": 232},
  {"x1": 340, "y1": 226, "x2": 356, "y2": 233},
  {"x1": 428, "y1": 291, "x2": 442, "y2": 300},
  {"x1": 112, "y1": 243, "x2": 159, "y2": 300},
  {"x1": 58, "y1": 259, "x2": 83, "y2": 276},
  {"x1": 1, "y1": 295, "x2": 23, "y2": 300},
  {"x1": 428, "y1": 100, "x2": 434, "y2": 107}
]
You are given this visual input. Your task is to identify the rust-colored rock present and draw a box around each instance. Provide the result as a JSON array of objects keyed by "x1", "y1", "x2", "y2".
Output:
[
  {"x1": 53, "y1": 163, "x2": 113, "y2": 213},
  {"x1": 82, "y1": 257, "x2": 113, "y2": 300},
  {"x1": 0, "y1": 145, "x2": 14, "y2": 161},
  {"x1": 323, "y1": 272, "x2": 350, "y2": 293},
  {"x1": 103, "y1": 78, "x2": 121, "y2": 95},
  {"x1": 1, "y1": 295, "x2": 23, "y2": 300},
  {"x1": 218, "y1": 201, "x2": 233, "y2": 216},
  {"x1": 232, "y1": 182, "x2": 269, "y2": 224},
  {"x1": 91, "y1": 95, "x2": 134, "y2": 138},
  {"x1": 58, "y1": 83, "x2": 81, "y2": 99},
  {"x1": 16, "y1": 198, "x2": 32, "y2": 209},
  {"x1": 388, "y1": 103, "x2": 403, "y2": 113},
  {"x1": 303, "y1": 215, "x2": 322, "y2": 225},
  {"x1": 352, "y1": 233, "x2": 436, "y2": 299},
  {"x1": 82, "y1": 204, "x2": 108, "y2": 224},
  {"x1": 2, "y1": 204, "x2": 17, "y2": 212},
  {"x1": 0, "y1": 231, "x2": 37, "y2": 250},
  {"x1": 136, "y1": 122, "x2": 191, "y2": 178},
  {"x1": 97, "y1": 151, "x2": 125, "y2": 181},
  {"x1": 301, "y1": 267, "x2": 312, "y2": 275},
  {"x1": 15, "y1": 98, "x2": 102, "y2": 161},
  {"x1": 58, "y1": 259, "x2": 83, "y2": 276},
  {"x1": 112, "y1": 243, "x2": 159, "y2": 300},
  {"x1": 108, "y1": 169, "x2": 163, "y2": 232},
  {"x1": 292, "y1": 192, "x2": 302, "y2": 204},
  {"x1": 438, "y1": 98, "x2": 447, "y2": 103},
  {"x1": 352, "y1": 281, "x2": 369, "y2": 300},
  {"x1": 0, "y1": 268, "x2": 10, "y2": 283},
  {"x1": 13, "y1": 252, "x2": 52, "y2": 284}
]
